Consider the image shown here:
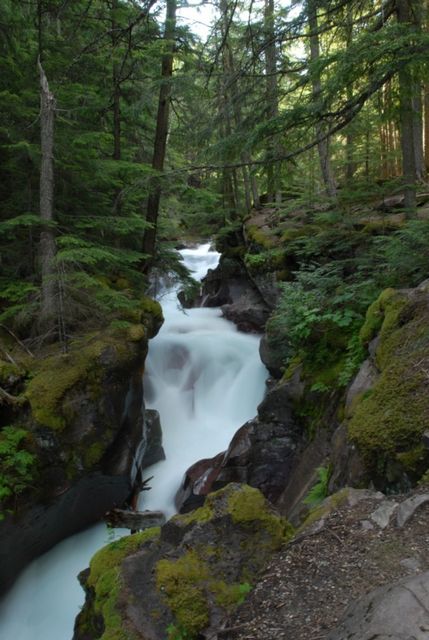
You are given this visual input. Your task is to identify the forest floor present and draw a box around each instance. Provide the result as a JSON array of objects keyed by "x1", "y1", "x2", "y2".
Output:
[{"x1": 221, "y1": 486, "x2": 429, "y2": 640}]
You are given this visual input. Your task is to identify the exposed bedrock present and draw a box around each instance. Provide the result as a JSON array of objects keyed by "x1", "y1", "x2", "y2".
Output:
[
  {"x1": 184, "y1": 254, "x2": 277, "y2": 333},
  {"x1": 175, "y1": 380, "x2": 308, "y2": 515}
]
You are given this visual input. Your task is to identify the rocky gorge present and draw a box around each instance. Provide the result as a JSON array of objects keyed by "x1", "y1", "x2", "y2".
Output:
[
  {"x1": 2, "y1": 218, "x2": 429, "y2": 640},
  {"x1": 69, "y1": 217, "x2": 429, "y2": 640}
]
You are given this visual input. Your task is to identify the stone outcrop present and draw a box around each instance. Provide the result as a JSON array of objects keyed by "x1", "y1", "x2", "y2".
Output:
[
  {"x1": 187, "y1": 254, "x2": 276, "y2": 333},
  {"x1": 337, "y1": 283, "x2": 429, "y2": 490},
  {"x1": 327, "y1": 571, "x2": 429, "y2": 640},
  {"x1": 0, "y1": 299, "x2": 164, "y2": 595},
  {"x1": 73, "y1": 483, "x2": 293, "y2": 640},
  {"x1": 175, "y1": 380, "x2": 303, "y2": 514}
]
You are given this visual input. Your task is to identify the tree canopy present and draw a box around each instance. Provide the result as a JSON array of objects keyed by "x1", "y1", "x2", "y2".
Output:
[{"x1": 0, "y1": 0, "x2": 428, "y2": 346}]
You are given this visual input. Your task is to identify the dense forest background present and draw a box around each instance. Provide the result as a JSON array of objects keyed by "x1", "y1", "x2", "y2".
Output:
[{"x1": 0, "y1": 0, "x2": 429, "y2": 350}]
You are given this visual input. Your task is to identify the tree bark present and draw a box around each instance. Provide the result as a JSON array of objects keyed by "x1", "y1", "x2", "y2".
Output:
[
  {"x1": 425, "y1": 83, "x2": 429, "y2": 172},
  {"x1": 307, "y1": 0, "x2": 337, "y2": 198},
  {"x1": 38, "y1": 59, "x2": 57, "y2": 334},
  {"x1": 264, "y1": 0, "x2": 282, "y2": 204},
  {"x1": 344, "y1": 3, "x2": 355, "y2": 182},
  {"x1": 141, "y1": 0, "x2": 176, "y2": 271},
  {"x1": 224, "y1": 30, "x2": 259, "y2": 211},
  {"x1": 396, "y1": 0, "x2": 424, "y2": 212},
  {"x1": 423, "y1": 0, "x2": 429, "y2": 172}
]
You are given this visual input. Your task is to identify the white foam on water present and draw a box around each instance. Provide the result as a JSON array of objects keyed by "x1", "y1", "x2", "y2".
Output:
[{"x1": 0, "y1": 243, "x2": 267, "y2": 638}]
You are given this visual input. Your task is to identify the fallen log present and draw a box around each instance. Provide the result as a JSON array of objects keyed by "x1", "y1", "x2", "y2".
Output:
[{"x1": 104, "y1": 508, "x2": 166, "y2": 531}]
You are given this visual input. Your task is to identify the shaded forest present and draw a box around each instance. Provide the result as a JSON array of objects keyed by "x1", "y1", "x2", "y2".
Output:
[{"x1": 0, "y1": 0, "x2": 428, "y2": 348}]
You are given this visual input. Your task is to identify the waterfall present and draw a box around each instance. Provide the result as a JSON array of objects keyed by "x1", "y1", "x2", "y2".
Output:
[{"x1": 0, "y1": 243, "x2": 267, "y2": 639}]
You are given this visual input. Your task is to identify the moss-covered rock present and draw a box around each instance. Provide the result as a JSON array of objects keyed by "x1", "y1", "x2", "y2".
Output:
[
  {"x1": 74, "y1": 484, "x2": 294, "y2": 640},
  {"x1": 348, "y1": 285, "x2": 429, "y2": 488},
  {"x1": 25, "y1": 327, "x2": 146, "y2": 432},
  {"x1": 0, "y1": 297, "x2": 164, "y2": 596}
]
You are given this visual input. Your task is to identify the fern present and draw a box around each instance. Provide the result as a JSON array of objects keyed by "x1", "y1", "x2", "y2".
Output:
[
  {"x1": 0, "y1": 427, "x2": 37, "y2": 516},
  {"x1": 303, "y1": 466, "x2": 332, "y2": 506}
]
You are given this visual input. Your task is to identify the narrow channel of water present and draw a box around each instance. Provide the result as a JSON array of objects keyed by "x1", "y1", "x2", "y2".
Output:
[{"x1": 0, "y1": 244, "x2": 267, "y2": 639}]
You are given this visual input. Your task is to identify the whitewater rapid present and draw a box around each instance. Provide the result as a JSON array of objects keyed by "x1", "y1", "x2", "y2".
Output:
[{"x1": 0, "y1": 243, "x2": 267, "y2": 639}]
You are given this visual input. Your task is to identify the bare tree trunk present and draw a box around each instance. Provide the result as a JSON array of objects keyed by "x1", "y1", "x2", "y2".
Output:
[
  {"x1": 264, "y1": 0, "x2": 282, "y2": 204},
  {"x1": 425, "y1": 84, "x2": 429, "y2": 172},
  {"x1": 345, "y1": 3, "x2": 355, "y2": 182},
  {"x1": 111, "y1": 0, "x2": 123, "y2": 220},
  {"x1": 426, "y1": 0, "x2": 429, "y2": 173},
  {"x1": 308, "y1": 0, "x2": 337, "y2": 198},
  {"x1": 396, "y1": 0, "x2": 424, "y2": 211},
  {"x1": 38, "y1": 59, "x2": 57, "y2": 334},
  {"x1": 225, "y1": 41, "x2": 259, "y2": 211},
  {"x1": 141, "y1": 0, "x2": 176, "y2": 271}
]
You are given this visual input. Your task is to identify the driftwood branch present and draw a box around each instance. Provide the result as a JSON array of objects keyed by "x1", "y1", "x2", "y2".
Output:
[
  {"x1": 0, "y1": 324, "x2": 34, "y2": 357},
  {"x1": 0, "y1": 386, "x2": 24, "y2": 405},
  {"x1": 104, "y1": 508, "x2": 165, "y2": 531}
]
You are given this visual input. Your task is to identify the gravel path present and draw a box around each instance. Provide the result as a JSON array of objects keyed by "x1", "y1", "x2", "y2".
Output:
[{"x1": 218, "y1": 488, "x2": 429, "y2": 640}]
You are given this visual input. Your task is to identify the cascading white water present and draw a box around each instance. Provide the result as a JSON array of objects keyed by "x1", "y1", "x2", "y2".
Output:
[
  {"x1": 139, "y1": 243, "x2": 267, "y2": 515},
  {"x1": 0, "y1": 243, "x2": 267, "y2": 640}
]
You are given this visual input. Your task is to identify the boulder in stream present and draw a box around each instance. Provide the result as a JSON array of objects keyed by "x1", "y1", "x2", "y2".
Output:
[{"x1": 73, "y1": 483, "x2": 293, "y2": 640}]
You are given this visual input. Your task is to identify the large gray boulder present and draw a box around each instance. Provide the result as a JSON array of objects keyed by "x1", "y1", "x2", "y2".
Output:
[{"x1": 328, "y1": 571, "x2": 429, "y2": 640}]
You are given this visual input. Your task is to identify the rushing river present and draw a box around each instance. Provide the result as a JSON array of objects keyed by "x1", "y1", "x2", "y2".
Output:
[{"x1": 0, "y1": 244, "x2": 267, "y2": 639}]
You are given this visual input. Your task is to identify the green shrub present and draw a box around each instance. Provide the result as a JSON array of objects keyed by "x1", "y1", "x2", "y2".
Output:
[{"x1": 0, "y1": 426, "x2": 37, "y2": 516}]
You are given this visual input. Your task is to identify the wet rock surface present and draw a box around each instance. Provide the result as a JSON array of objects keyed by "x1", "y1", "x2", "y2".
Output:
[
  {"x1": 175, "y1": 380, "x2": 302, "y2": 513},
  {"x1": 191, "y1": 255, "x2": 274, "y2": 332}
]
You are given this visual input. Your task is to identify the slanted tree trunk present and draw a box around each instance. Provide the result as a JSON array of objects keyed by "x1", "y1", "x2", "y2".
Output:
[
  {"x1": 307, "y1": 0, "x2": 337, "y2": 198},
  {"x1": 396, "y1": 0, "x2": 424, "y2": 212},
  {"x1": 38, "y1": 59, "x2": 57, "y2": 334},
  {"x1": 141, "y1": 0, "x2": 176, "y2": 271}
]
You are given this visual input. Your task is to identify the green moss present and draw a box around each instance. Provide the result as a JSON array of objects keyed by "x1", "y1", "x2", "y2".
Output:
[
  {"x1": 359, "y1": 288, "x2": 406, "y2": 348},
  {"x1": 418, "y1": 469, "x2": 429, "y2": 486},
  {"x1": 156, "y1": 551, "x2": 210, "y2": 638},
  {"x1": 25, "y1": 328, "x2": 141, "y2": 430},
  {"x1": 281, "y1": 224, "x2": 319, "y2": 242},
  {"x1": 83, "y1": 442, "x2": 105, "y2": 468},
  {"x1": 0, "y1": 360, "x2": 22, "y2": 385},
  {"x1": 211, "y1": 581, "x2": 252, "y2": 612},
  {"x1": 246, "y1": 224, "x2": 277, "y2": 249},
  {"x1": 127, "y1": 323, "x2": 146, "y2": 342},
  {"x1": 349, "y1": 289, "x2": 429, "y2": 485},
  {"x1": 84, "y1": 529, "x2": 161, "y2": 640},
  {"x1": 175, "y1": 501, "x2": 214, "y2": 527},
  {"x1": 282, "y1": 356, "x2": 302, "y2": 381},
  {"x1": 88, "y1": 528, "x2": 160, "y2": 588},
  {"x1": 92, "y1": 567, "x2": 138, "y2": 640},
  {"x1": 139, "y1": 296, "x2": 163, "y2": 322},
  {"x1": 298, "y1": 488, "x2": 350, "y2": 532},
  {"x1": 396, "y1": 445, "x2": 428, "y2": 474},
  {"x1": 227, "y1": 484, "x2": 294, "y2": 545},
  {"x1": 155, "y1": 486, "x2": 292, "y2": 638},
  {"x1": 244, "y1": 248, "x2": 285, "y2": 275}
]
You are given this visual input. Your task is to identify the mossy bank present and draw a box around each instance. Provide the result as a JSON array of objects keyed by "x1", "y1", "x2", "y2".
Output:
[
  {"x1": 346, "y1": 283, "x2": 429, "y2": 488},
  {"x1": 0, "y1": 297, "x2": 163, "y2": 596}
]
